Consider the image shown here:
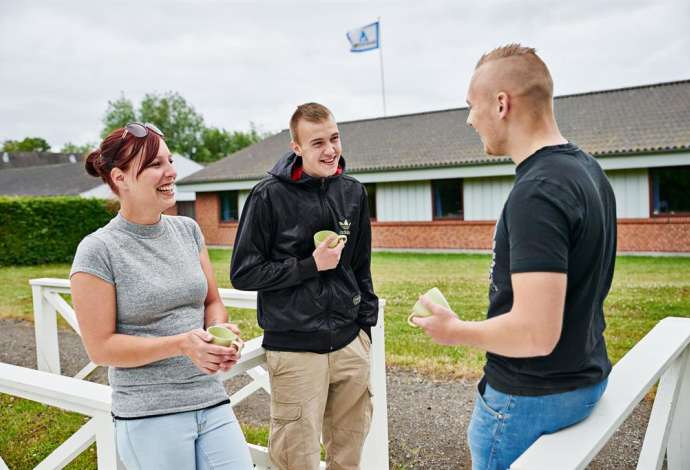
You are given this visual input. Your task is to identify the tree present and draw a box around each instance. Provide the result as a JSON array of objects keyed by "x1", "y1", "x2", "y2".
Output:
[
  {"x1": 61, "y1": 142, "x2": 96, "y2": 155},
  {"x1": 139, "y1": 91, "x2": 205, "y2": 160},
  {"x1": 2, "y1": 137, "x2": 51, "y2": 152},
  {"x1": 196, "y1": 126, "x2": 263, "y2": 163},
  {"x1": 101, "y1": 94, "x2": 136, "y2": 138},
  {"x1": 100, "y1": 91, "x2": 265, "y2": 162}
]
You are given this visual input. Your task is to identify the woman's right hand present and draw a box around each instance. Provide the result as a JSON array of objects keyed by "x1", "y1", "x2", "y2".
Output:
[{"x1": 179, "y1": 329, "x2": 239, "y2": 375}]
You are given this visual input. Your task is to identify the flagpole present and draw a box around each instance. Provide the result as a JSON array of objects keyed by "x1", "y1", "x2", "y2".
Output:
[{"x1": 377, "y1": 17, "x2": 387, "y2": 117}]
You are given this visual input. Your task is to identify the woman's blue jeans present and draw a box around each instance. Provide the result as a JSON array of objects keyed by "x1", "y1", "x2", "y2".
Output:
[{"x1": 114, "y1": 403, "x2": 253, "y2": 470}]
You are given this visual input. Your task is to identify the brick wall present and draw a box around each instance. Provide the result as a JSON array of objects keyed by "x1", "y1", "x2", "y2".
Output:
[
  {"x1": 617, "y1": 217, "x2": 690, "y2": 252},
  {"x1": 194, "y1": 193, "x2": 690, "y2": 252},
  {"x1": 195, "y1": 192, "x2": 238, "y2": 245},
  {"x1": 371, "y1": 218, "x2": 690, "y2": 252},
  {"x1": 372, "y1": 220, "x2": 495, "y2": 250}
]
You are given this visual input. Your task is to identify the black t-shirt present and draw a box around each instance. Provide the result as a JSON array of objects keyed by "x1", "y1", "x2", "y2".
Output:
[{"x1": 484, "y1": 143, "x2": 616, "y2": 396}]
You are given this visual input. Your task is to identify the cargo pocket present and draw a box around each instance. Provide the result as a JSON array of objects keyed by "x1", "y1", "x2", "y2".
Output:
[{"x1": 269, "y1": 402, "x2": 303, "y2": 468}]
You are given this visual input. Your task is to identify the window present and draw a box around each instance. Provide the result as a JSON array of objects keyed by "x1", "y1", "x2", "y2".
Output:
[
  {"x1": 432, "y1": 179, "x2": 463, "y2": 219},
  {"x1": 177, "y1": 201, "x2": 196, "y2": 220},
  {"x1": 651, "y1": 166, "x2": 690, "y2": 216},
  {"x1": 219, "y1": 191, "x2": 239, "y2": 222},
  {"x1": 364, "y1": 183, "x2": 377, "y2": 220}
]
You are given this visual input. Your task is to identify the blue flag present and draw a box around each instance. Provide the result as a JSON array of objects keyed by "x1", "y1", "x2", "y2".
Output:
[{"x1": 346, "y1": 21, "x2": 380, "y2": 53}]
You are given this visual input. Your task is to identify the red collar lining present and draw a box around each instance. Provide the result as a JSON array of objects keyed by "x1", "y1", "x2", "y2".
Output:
[{"x1": 291, "y1": 162, "x2": 342, "y2": 181}]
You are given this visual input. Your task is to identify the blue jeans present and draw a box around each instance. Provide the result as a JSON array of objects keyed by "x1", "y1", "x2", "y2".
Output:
[
  {"x1": 467, "y1": 378, "x2": 607, "y2": 470},
  {"x1": 114, "y1": 403, "x2": 253, "y2": 470}
]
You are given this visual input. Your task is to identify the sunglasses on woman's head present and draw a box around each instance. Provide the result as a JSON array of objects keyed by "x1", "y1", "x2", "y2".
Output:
[{"x1": 122, "y1": 122, "x2": 164, "y2": 139}]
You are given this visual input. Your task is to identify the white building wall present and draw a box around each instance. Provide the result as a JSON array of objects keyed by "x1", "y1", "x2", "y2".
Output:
[
  {"x1": 463, "y1": 176, "x2": 514, "y2": 221},
  {"x1": 374, "y1": 171, "x2": 649, "y2": 223},
  {"x1": 605, "y1": 169, "x2": 649, "y2": 218},
  {"x1": 462, "y1": 171, "x2": 649, "y2": 221},
  {"x1": 376, "y1": 181, "x2": 432, "y2": 221},
  {"x1": 238, "y1": 190, "x2": 250, "y2": 217}
]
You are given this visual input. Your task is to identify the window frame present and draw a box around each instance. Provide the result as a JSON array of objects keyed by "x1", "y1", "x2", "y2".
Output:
[
  {"x1": 431, "y1": 178, "x2": 464, "y2": 221},
  {"x1": 218, "y1": 190, "x2": 239, "y2": 223},
  {"x1": 648, "y1": 166, "x2": 690, "y2": 218}
]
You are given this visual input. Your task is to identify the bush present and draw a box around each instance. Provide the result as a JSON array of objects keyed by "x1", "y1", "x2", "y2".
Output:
[{"x1": 0, "y1": 196, "x2": 118, "y2": 266}]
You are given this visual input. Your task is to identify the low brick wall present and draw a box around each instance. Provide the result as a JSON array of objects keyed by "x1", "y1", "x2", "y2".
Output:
[
  {"x1": 617, "y1": 217, "x2": 690, "y2": 252},
  {"x1": 192, "y1": 194, "x2": 690, "y2": 253},
  {"x1": 371, "y1": 220, "x2": 495, "y2": 250},
  {"x1": 371, "y1": 218, "x2": 690, "y2": 252}
]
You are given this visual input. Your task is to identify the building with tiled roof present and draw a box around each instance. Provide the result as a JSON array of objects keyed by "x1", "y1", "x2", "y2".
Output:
[
  {"x1": 177, "y1": 80, "x2": 690, "y2": 253},
  {"x1": 0, "y1": 153, "x2": 100, "y2": 196}
]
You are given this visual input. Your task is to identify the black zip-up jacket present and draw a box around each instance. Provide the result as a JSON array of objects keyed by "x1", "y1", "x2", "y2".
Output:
[{"x1": 230, "y1": 152, "x2": 378, "y2": 353}]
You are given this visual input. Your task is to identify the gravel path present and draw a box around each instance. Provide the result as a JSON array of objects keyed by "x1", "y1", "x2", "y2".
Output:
[{"x1": 0, "y1": 318, "x2": 650, "y2": 469}]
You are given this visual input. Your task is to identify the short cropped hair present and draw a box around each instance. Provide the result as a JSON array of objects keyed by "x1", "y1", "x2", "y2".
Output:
[
  {"x1": 289, "y1": 102, "x2": 334, "y2": 144},
  {"x1": 475, "y1": 43, "x2": 554, "y2": 103}
]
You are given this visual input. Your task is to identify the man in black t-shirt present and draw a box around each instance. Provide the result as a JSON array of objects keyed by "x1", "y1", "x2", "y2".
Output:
[{"x1": 414, "y1": 44, "x2": 616, "y2": 470}]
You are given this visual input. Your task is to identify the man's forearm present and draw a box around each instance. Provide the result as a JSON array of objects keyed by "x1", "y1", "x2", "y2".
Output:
[{"x1": 452, "y1": 310, "x2": 557, "y2": 358}]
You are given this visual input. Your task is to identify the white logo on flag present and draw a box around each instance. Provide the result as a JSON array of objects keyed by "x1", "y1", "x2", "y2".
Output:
[{"x1": 346, "y1": 22, "x2": 380, "y2": 53}]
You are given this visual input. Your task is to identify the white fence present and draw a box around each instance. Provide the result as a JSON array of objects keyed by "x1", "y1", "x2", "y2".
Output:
[
  {"x1": 512, "y1": 316, "x2": 690, "y2": 470},
  {"x1": 0, "y1": 278, "x2": 389, "y2": 469},
  {"x1": 3, "y1": 279, "x2": 690, "y2": 469}
]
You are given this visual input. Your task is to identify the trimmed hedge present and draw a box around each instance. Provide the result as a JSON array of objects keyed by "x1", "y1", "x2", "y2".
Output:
[{"x1": 0, "y1": 196, "x2": 118, "y2": 266}]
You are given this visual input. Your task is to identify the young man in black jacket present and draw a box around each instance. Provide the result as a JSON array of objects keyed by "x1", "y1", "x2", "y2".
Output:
[{"x1": 231, "y1": 102, "x2": 378, "y2": 470}]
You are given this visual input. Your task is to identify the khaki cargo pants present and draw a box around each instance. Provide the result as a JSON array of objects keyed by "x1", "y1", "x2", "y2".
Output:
[{"x1": 265, "y1": 330, "x2": 373, "y2": 470}]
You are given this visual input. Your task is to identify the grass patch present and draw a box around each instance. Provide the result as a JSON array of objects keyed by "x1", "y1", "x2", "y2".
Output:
[
  {"x1": 0, "y1": 393, "x2": 97, "y2": 469},
  {"x1": 0, "y1": 263, "x2": 72, "y2": 320},
  {"x1": 2, "y1": 250, "x2": 690, "y2": 377}
]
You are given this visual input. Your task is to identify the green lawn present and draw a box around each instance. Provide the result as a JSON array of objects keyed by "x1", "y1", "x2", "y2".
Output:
[
  {"x1": 3, "y1": 250, "x2": 690, "y2": 377},
  {"x1": 1, "y1": 251, "x2": 689, "y2": 468}
]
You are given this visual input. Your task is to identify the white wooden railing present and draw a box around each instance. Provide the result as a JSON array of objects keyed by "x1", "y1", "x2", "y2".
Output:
[
  {"x1": 0, "y1": 363, "x2": 116, "y2": 469},
  {"x1": 0, "y1": 278, "x2": 389, "y2": 470},
  {"x1": 512, "y1": 316, "x2": 690, "y2": 470},
  {"x1": 8, "y1": 279, "x2": 688, "y2": 469}
]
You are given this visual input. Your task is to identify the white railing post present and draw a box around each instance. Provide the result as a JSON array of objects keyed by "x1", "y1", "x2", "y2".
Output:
[
  {"x1": 361, "y1": 300, "x2": 389, "y2": 470},
  {"x1": 32, "y1": 284, "x2": 61, "y2": 375},
  {"x1": 667, "y1": 348, "x2": 690, "y2": 470},
  {"x1": 637, "y1": 348, "x2": 690, "y2": 469},
  {"x1": 0, "y1": 362, "x2": 116, "y2": 469}
]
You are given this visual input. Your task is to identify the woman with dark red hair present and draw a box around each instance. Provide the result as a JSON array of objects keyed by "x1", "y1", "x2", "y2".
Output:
[{"x1": 70, "y1": 123, "x2": 253, "y2": 469}]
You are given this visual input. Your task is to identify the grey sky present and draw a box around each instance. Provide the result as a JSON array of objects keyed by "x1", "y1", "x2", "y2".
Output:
[{"x1": 1, "y1": 0, "x2": 688, "y2": 150}]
